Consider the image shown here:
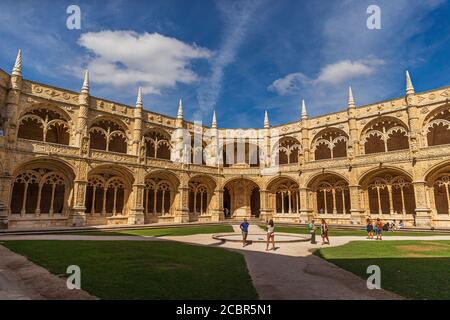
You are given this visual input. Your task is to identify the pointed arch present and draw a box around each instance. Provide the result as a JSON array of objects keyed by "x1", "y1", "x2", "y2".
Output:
[
  {"x1": 361, "y1": 117, "x2": 409, "y2": 154},
  {"x1": 311, "y1": 128, "x2": 348, "y2": 160}
]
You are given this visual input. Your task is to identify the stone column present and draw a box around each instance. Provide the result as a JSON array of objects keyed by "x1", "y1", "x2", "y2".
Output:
[
  {"x1": 259, "y1": 189, "x2": 272, "y2": 221},
  {"x1": 174, "y1": 176, "x2": 190, "y2": 223},
  {"x1": 127, "y1": 167, "x2": 145, "y2": 224},
  {"x1": 211, "y1": 187, "x2": 224, "y2": 222},
  {"x1": 128, "y1": 183, "x2": 145, "y2": 224},
  {"x1": 413, "y1": 180, "x2": 432, "y2": 227},
  {"x1": 349, "y1": 184, "x2": 364, "y2": 224},
  {"x1": 70, "y1": 180, "x2": 87, "y2": 227},
  {"x1": 299, "y1": 187, "x2": 313, "y2": 223},
  {"x1": 0, "y1": 175, "x2": 12, "y2": 229}
]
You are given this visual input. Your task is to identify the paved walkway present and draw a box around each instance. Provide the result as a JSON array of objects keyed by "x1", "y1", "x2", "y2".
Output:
[{"x1": 1, "y1": 233, "x2": 450, "y2": 299}]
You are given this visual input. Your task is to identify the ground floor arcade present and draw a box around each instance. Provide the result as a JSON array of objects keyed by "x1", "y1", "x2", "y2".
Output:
[{"x1": 1, "y1": 158, "x2": 450, "y2": 229}]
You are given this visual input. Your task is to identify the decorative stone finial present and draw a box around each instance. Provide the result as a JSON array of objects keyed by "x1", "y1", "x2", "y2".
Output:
[
  {"x1": 81, "y1": 70, "x2": 89, "y2": 94},
  {"x1": 406, "y1": 70, "x2": 415, "y2": 95},
  {"x1": 264, "y1": 110, "x2": 269, "y2": 129},
  {"x1": 136, "y1": 87, "x2": 143, "y2": 108},
  {"x1": 301, "y1": 99, "x2": 308, "y2": 120},
  {"x1": 177, "y1": 99, "x2": 183, "y2": 119},
  {"x1": 12, "y1": 49, "x2": 22, "y2": 77},
  {"x1": 348, "y1": 86, "x2": 355, "y2": 108},
  {"x1": 212, "y1": 110, "x2": 217, "y2": 129}
]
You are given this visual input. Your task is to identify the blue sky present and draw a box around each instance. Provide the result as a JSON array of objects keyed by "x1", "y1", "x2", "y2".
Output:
[{"x1": 0, "y1": 0, "x2": 449, "y2": 128}]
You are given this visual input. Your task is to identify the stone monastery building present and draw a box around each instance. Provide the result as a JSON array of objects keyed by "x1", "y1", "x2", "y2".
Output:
[{"x1": 1, "y1": 50, "x2": 450, "y2": 230}]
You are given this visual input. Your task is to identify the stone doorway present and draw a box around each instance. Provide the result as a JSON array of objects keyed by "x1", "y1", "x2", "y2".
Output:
[{"x1": 223, "y1": 179, "x2": 260, "y2": 219}]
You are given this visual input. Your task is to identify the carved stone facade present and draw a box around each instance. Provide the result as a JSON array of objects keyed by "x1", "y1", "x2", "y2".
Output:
[{"x1": 1, "y1": 55, "x2": 450, "y2": 229}]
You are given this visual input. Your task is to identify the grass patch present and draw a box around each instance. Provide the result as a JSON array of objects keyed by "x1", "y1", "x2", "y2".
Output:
[
  {"x1": 263, "y1": 226, "x2": 449, "y2": 237},
  {"x1": 65, "y1": 225, "x2": 233, "y2": 237},
  {"x1": 2, "y1": 240, "x2": 257, "y2": 300},
  {"x1": 315, "y1": 240, "x2": 450, "y2": 299}
]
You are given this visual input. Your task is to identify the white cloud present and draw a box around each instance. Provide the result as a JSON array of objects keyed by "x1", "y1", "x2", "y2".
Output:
[
  {"x1": 316, "y1": 58, "x2": 384, "y2": 85},
  {"x1": 77, "y1": 30, "x2": 211, "y2": 94},
  {"x1": 268, "y1": 73, "x2": 311, "y2": 96},
  {"x1": 268, "y1": 57, "x2": 384, "y2": 96}
]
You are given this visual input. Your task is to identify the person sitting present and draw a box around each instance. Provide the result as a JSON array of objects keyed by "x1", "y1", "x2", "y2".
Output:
[{"x1": 398, "y1": 220, "x2": 404, "y2": 229}]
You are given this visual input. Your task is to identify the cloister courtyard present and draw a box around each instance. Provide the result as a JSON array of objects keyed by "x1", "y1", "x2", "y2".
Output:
[{"x1": 1, "y1": 223, "x2": 449, "y2": 300}]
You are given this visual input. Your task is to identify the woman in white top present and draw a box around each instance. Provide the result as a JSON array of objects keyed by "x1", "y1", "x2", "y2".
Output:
[{"x1": 266, "y1": 219, "x2": 275, "y2": 251}]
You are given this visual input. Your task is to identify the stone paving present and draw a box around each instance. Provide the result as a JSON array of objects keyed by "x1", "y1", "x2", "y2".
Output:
[{"x1": 1, "y1": 229, "x2": 450, "y2": 300}]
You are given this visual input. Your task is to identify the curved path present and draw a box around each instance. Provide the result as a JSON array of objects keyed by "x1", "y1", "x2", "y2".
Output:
[{"x1": 2, "y1": 230, "x2": 450, "y2": 300}]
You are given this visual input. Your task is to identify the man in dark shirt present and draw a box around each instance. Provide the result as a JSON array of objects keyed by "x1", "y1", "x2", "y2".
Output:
[{"x1": 240, "y1": 218, "x2": 249, "y2": 247}]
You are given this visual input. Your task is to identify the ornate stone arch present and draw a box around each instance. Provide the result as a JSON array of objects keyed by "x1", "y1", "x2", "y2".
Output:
[
  {"x1": 9, "y1": 158, "x2": 75, "y2": 216},
  {"x1": 274, "y1": 136, "x2": 302, "y2": 165},
  {"x1": 361, "y1": 116, "x2": 409, "y2": 154},
  {"x1": 89, "y1": 117, "x2": 129, "y2": 154},
  {"x1": 223, "y1": 177, "x2": 261, "y2": 218},
  {"x1": 143, "y1": 127, "x2": 172, "y2": 160},
  {"x1": 266, "y1": 176, "x2": 300, "y2": 214},
  {"x1": 422, "y1": 103, "x2": 450, "y2": 147},
  {"x1": 85, "y1": 165, "x2": 134, "y2": 216},
  {"x1": 17, "y1": 104, "x2": 71, "y2": 145},
  {"x1": 359, "y1": 167, "x2": 415, "y2": 216},
  {"x1": 142, "y1": 169, "x2": 180, "y2": 219},
  {"x1": 188, "y1": 175, "x2": 217, "y2": 216},
  {"x1": 423, "y1": 160, "x2": 450, "y2": 216},
  {"x1": 306, "y1": 172, "x2": 350, "y2": 215},
  {"x1": 311, "y1": 128, "x2": 348, "y2": 160}
]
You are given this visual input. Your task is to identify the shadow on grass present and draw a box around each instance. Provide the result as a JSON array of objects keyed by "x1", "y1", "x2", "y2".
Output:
[{"x1": 314, "y1": 250, "x2": 450, "y2": 300}]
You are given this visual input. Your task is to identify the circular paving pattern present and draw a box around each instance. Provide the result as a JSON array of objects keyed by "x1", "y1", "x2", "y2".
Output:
[{"x1": 212, "y1": 233, "x2": 310, "y2": 243}]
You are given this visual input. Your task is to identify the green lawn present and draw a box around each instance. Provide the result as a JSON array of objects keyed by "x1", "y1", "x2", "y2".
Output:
[
  {"x1": 315, "y1": 240, "x2": 450, "y2": 299},
  {"x1": 64, "y1": 225, "x2": 233, "y2": 237},
  {"x1": 265, "y1": 226, "x2": 449, "y2": 237},
  {"x1": 1, "y1": 240, "x2": 257, "y2": 300}
]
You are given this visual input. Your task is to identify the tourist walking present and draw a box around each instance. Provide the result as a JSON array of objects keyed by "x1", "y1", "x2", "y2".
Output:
[
  {"x1": 375, "y1": 218, "x2": 383, "y2": 240},
  {"x1": 308, "y1": 220, "x2": 317, "y2": 244},
  {"x1": 266, "y1": 219, "x2": 276, "y2": 251},
  {"x1": 366, "y1": 218, "x2": 374, "y2": 239},
  {"x1": 240, "y1": 218, "x2": 250, "y2": 247},
  {"x1": 321, "y1": 219, "x2": 330, "y2": 245}
]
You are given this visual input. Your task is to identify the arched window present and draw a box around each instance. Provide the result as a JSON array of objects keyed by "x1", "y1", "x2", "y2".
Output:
[
  {"x1": 89, "y1": 120, "x2": 128, "y2": 153},
  {"x1": 434, "y1": 175, "x2": 450, "y2": 215},
  {"x1": 316, "y1": 181, "x2": 350, "y2": 215},
  {"x1": 222, "y1": 140, "x2": 260, "y2": 167},
  {"x1": 425, "y1": 107, "x2": 450, "y2": 147},
  {"x1": 363, "y1": 119, "x2": 409, "y2": 154},
  {"x1": 312, "y1": 129, "x2": 348, "y2": 160},
  {"x1": 11, "y1": 169, "x2": 67, "y2": 216},
  {"x1": 144, "y1": 130, "x2": 171, "y2": 160},
  {"x1": 367, "y1": 175, "x2": 415, "y2": 215},
  {"x1": 189, "y1": 182, "x2": 209, "y2": 215},
  {"x1": 17, "y1": 108, "x2": 70, "y2": 145},
  {"x1": 143, "y1": 178, "x2": 173, "y2": 215},
  {"x1": 270, "y1": 180, "x2": 300, "y2": 214},
  {"x1": 278, "y1": 137, "x2": 301, "y2": 165},
  {"x1": 85, "y1": 175, "x2": 126, "y2": 215}
]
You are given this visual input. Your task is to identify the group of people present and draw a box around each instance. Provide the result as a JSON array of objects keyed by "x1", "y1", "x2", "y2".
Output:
[
  {"x1": 239, "y1": 218, "x2": 276, "y2": 251},
  {"x1": 307, "y1": 219, "x2": 330, "y2": 245},
  {"x1": 239, "y1": 218, "x2": 331, "y2": 250},
  {"x1": 366, "y1": 218, "x2": 405, "y2": 240}
]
